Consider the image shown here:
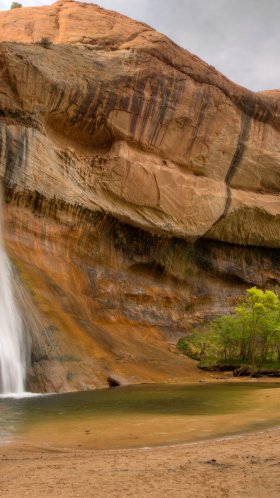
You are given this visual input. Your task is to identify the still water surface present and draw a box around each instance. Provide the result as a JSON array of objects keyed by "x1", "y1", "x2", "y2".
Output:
[{"x1": 0, "y1": 383, "x2": 279, "y2": 449}]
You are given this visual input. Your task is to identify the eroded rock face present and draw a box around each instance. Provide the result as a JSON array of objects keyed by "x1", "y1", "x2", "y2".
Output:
[{"x1": 0, "y1": 1, "x2": 279, "y2": 391}]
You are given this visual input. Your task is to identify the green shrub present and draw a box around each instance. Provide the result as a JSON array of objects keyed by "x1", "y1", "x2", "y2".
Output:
[
  {"x1": 10, "y1": 2, "x2": 22, "y2": 9},
  {"x1": 178, "y1": 287, "x2": 280, "y2": 371}
]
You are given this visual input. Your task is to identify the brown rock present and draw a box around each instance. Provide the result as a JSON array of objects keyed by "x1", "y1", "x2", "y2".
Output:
[{"x1": 0, "y1": 1, "x2": 279, "y2": 391}]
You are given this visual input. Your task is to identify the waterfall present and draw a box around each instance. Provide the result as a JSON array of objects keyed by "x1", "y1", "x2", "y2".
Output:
[{"x1": 0, "y1": 206, "x2": 26, "y2": 394}]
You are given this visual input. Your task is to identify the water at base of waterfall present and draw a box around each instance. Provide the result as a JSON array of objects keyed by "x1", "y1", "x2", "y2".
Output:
[{"x1": 0, "y1": 214, "x2": 27, "y2": 394}]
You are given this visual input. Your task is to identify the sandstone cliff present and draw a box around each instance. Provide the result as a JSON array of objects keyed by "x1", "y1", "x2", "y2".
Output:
[{"x1": 0, "y1": 1, "x2": 279, "y2": 391}]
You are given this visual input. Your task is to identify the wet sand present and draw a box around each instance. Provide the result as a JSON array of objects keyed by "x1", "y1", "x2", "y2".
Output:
[
  {"x1": 1, "y1": 379, "x2": 279, "y2": 497},
  {"x1": 17, "y1": 383, "x2": 280, "y2": 450},
  {"x1": 1, "y1": 381, "x2": 279, "y2": 451},
  {"x1": 0, "y1": 428, "x2": 279, "y2": 497}
]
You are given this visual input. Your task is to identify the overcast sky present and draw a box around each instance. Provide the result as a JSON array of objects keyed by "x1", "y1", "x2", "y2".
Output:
[{"x1": 0, "y1": 0, "x2": 279, "y2": 91}]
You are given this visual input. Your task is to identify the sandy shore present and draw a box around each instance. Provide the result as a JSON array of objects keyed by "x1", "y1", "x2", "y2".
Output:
[{"x1": 0, "y1": 427, "x2": 279, "y2": 498}]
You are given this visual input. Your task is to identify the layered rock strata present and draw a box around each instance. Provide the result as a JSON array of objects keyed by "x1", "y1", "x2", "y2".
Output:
[{"x1": 0, "y1": 1, "x2": 279, "y2": 390}]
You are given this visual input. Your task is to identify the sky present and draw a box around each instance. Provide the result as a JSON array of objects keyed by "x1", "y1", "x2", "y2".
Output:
[{"x1": 0, "y1": 0, "x2": 279, "y2": 92}]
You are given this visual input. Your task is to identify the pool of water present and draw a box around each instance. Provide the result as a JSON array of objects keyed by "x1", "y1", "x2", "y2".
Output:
[{"x1": 0, "y1": 383, "x2": 279, "y2": 449}]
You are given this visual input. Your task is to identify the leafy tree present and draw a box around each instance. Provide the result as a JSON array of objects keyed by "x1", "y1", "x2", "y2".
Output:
[
  {"x1": 208, "y1": 314, "x2": 243, "y2": 362},
  {"x1": 235, "y1": 287, "x2": 280, "y2": 367},
  {"x1": 10, "y1": 2, "x2": 22, "y2": 9},
  {"x1": 178, "y1": 287, "x2": 280, "y2": 371},
  {"x1": 178, "y1": 329, "x2": 218, "y2": 360}
]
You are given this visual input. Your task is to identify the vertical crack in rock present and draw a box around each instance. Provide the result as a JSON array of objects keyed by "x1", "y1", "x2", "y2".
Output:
[
  {"x1": 204, "y1": 112, "x2": 251, "y2": 235},
  {"x1": 54, "y1": 5, "x2": 61, "y2": 36},
  {"x1": 225, "y1": 113, "x2": 251, "y2": 185}
]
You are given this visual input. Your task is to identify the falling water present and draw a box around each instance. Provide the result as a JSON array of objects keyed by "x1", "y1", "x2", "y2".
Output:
[{"x1": 0, "y1": 205, "x2": 26, "y2": 394}]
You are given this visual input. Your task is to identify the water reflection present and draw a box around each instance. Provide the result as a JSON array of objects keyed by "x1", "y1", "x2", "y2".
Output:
[
  {"x1": 0, "y1": 383, "x2": 279, "y2": 449},
  {"x1": 0, "y1": 398, "x2": 27, "y2": 444}
]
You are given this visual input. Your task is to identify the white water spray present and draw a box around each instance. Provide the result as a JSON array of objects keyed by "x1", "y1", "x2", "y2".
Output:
[{"x1": 0, "y1": 207, "x2": 26, "y2": 394}]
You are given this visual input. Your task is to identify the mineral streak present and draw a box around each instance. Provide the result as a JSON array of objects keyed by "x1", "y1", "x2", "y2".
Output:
[{"x1": 0, "y1": 1, "x2": 279, "y2": 391}]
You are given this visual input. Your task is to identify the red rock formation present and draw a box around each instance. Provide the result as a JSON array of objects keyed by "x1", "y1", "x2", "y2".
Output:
[{"x1": 0, "y1": 1, "x2": 279, "y2": 391}]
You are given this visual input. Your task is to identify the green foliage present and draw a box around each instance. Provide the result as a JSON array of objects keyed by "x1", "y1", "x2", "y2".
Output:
[
  {"x1": 234, "y1": 287, "x2": 280, "y2": 366},
  {"x1": 10, "y1": 2, "x2": 22, "y2": 8},
  {"x1": 177, "y1": 337, "x2": 188, "y2": 353},
  {"x1": 178, "y1": 287, "x2": 280, "y2": 371},
  {"x1": 178, "y1": 329, "x2": 218, "y2": 360}
]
